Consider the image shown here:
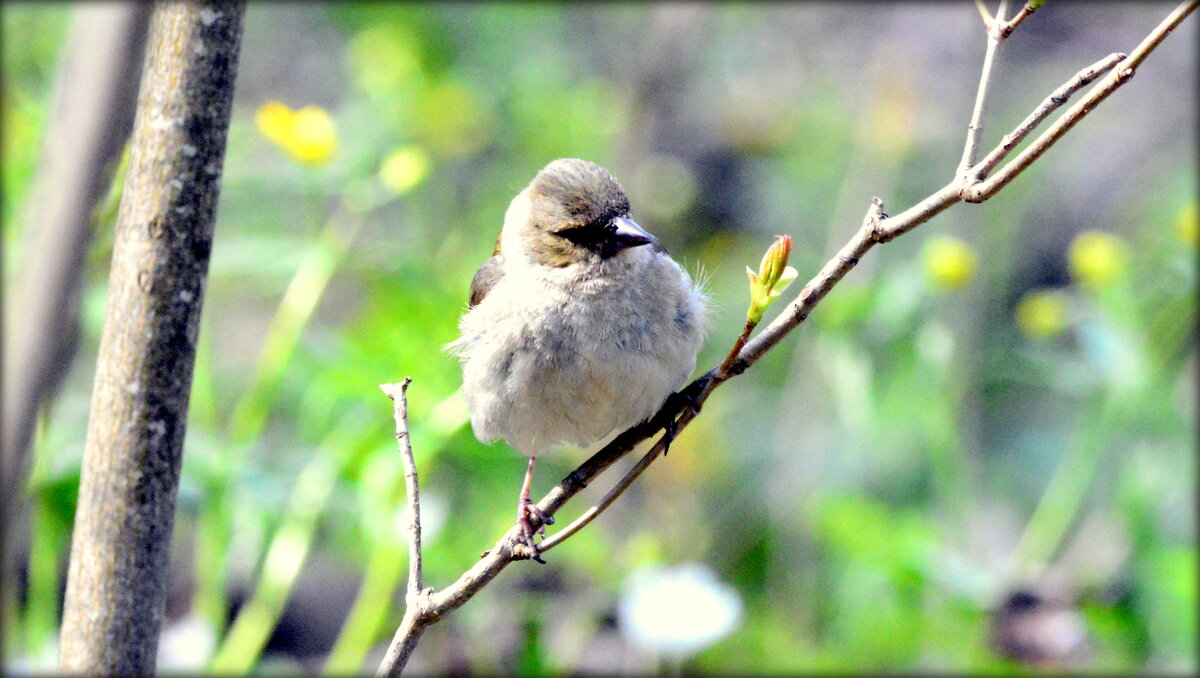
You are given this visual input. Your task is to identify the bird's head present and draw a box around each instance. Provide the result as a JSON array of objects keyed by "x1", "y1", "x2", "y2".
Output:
[{"x1": 502, "y1": 158, "x2": 658, "y2": 268}]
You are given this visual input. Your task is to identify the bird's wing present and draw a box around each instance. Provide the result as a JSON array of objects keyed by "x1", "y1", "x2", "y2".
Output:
[
  {"x1": 469, "y1": 230, "x2": 504, "y2": 307},
  {"x1": 469, "y1": 254, "x2": 504, "y2": 307}
]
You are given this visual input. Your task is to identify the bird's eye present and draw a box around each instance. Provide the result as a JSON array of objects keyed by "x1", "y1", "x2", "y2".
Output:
[{"x1": 556, "y1": 225, "x2": 601, "y2": 246}]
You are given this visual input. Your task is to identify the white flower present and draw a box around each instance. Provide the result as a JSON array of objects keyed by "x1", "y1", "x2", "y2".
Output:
[
  {"x1": 157, "y1": 612, "x2": 217, "y2": 670},
  {"x1": 617, "y1": 562, "x2": 743, "y2": 658}
]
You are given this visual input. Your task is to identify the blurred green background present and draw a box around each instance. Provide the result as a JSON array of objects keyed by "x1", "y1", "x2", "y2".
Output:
[{"x1": 3, "y1": 2, "x2": 1196, "y2": 674}]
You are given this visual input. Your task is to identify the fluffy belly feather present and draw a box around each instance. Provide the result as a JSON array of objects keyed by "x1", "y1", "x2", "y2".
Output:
[
  {"x1": 457, "y1": 309, "x2": 693, "y2": 456},
  {"x1": 451, "y1": 273, "x2": 702, "y2": 456}
]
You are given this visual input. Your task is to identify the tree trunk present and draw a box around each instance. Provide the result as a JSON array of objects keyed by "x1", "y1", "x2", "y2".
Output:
[{"x1": 57, "y1": 2, "x2": 245, "y2": 674}]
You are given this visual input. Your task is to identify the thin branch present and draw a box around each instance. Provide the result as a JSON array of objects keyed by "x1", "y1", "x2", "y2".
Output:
[
  {"x1": 716, "y1": 320, "x2": 757, "y2": 379},
  {"x1": 377, "y1": 607, "x2": 428, "y2": 678},
  {"x1": 376, "y1": 379, "x2": 432, "y2": 677},
  {"x1": 381, "y1": 380, "x2": 423, "y2": 600},
  {"x1": 959, "y1": 0, "x2": 1011, "y2": 175},
  {"x1": 735, "y1": 198, "x2": 888, "y2": 369},
  {"x1": 1123, "y1": 0, "x2": 1198, "y2": 71},
  {"x1": 374, "y1": 5, "x2": 1195, "y2": 674},
  {"x1": 876, "y1": 182, "x2": 961, "y2": 241},
  {"x1": 999, "y1": 2, "x2": 1040, "y2": 37},
  {"x1": 967, "y1": 52, "x2": 1127, "y2": 184},
  {"x1": 975, "y1": 0, "x2": 994, "y2": 28},
  {"x1": 538, "y1": 419, "x2": 681, "y2": 553},
  {"x1": 963, "y1": 0, "x2": 1197, "y2": 201}
]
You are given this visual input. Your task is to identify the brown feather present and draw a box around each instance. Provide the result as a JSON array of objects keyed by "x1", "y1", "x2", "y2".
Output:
[{"x1": 469, "y1": 255, "x2": 504, "y2": 307}]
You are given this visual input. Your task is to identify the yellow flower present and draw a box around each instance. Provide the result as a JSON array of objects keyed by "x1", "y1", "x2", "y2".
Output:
[
  {"x1": 379, "y1": 146, "x2": 430, "y2": 195},
  {"x1": 255, "y1": 101, "x2": 293, "y2": 146},
  {"x1": 255, "y1": 101, "x2": 337, "y2": 166},
  {"x1": 1016, "y1": 289, "x2": 1069, "y2": 339},
  {"x1": 1177, "y1": 203, "x2": 1197, "y2": 248},
  {"x1": 923, "y1": 236, "x2": 977, "y2": 291},
  {"x1": 288, "y1": 107, "x2": 338, "y2": 165},
  {"x1": 1068, "y1": 230, "x2": 1126, "y2": 290}
]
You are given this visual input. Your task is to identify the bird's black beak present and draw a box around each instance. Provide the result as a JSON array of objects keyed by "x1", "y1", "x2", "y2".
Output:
[{"x1": 611, "y1": 216, "x2": 656, "y2": 250}]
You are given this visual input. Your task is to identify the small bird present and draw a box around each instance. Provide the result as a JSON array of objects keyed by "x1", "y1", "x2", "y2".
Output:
[{"x1": 448, "y1": 158, "x2": 708, "y2": 561}]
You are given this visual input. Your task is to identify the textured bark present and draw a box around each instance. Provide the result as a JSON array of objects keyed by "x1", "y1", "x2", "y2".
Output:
[
  {"x1": 57, "y1": 2, "x2": 245, "y2": 674},
  {"x1": 1, "y1": 0, "x2": 151, "y2": 596}
]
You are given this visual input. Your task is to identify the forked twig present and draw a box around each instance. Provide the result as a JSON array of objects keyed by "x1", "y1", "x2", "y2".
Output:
[
  {"x1": 960, "y1": 0, "x2": 1012, "y2": 175},
  {"x1": 963, "y1": 1, "x2": 1197, "y2": 201}
]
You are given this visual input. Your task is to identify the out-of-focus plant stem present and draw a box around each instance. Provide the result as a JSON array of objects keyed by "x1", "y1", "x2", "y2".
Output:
[
  {"x1": 194, "y1": 206, "x2": 363, "y2": 632},
  {"x1": 24, "y1": 421, "x2": 63, "y2": 655},
  {"x1": 324, "y1": 535, "x2": 407, "y2": 673},
  {"x1": 208, "y1": 411, "x2": 375, "y2": 673},
  {"x1": 1007, "y1": 394, "x2": 1117, "y2": 578}
]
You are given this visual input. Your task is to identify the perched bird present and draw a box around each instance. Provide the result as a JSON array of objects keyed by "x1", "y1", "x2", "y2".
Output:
[{"x1": 448, "y1": 158, "x2": 708, "y2": 560}]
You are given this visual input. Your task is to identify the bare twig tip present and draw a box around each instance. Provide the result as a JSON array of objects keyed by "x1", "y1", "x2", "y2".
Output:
[{"x1": 379, "y1": 378, "x2": 414, "y2": 400}]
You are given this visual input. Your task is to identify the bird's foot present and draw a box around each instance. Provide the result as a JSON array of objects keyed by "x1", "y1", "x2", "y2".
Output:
[
  {"x1": 661, "y1": 379, "x2": 707, "y2": 456},
  {"x1": 516, "y1": 498, "x2": 553, "y2": 564}
]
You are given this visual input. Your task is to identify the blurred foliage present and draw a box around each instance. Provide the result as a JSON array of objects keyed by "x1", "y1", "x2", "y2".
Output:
[{"x1": 2, "y1": 2, "x2": 1196, "y2": 675}]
